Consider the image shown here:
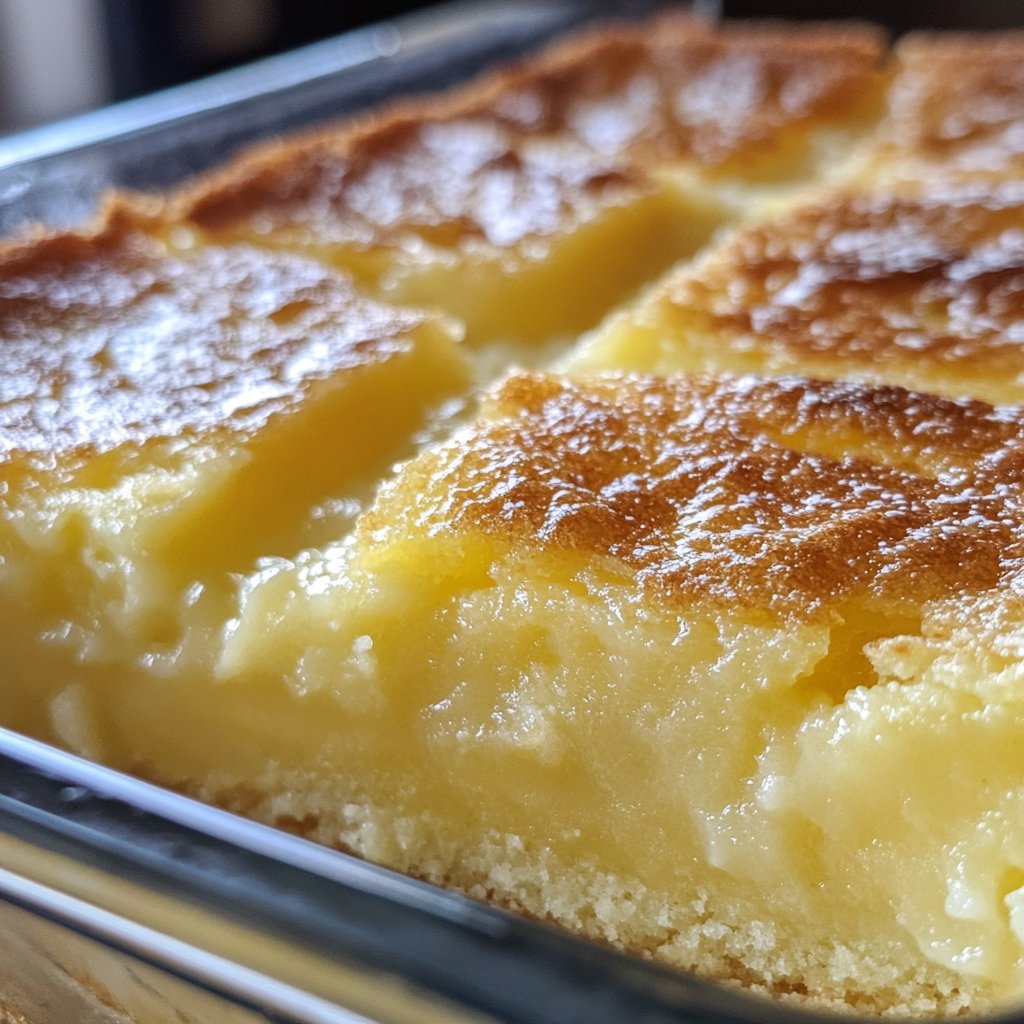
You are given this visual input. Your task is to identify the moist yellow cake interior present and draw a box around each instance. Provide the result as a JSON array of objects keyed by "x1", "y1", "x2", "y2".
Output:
[
  {"x1": 4, "y1": 14, "x2": 1024, "y2": 1021},
  {"x1": 0, "y1": 210, "x2": 469, "y2": 743},
  {"x1": 213, "y1": 373, "x2": 1024, "y2": 1017}
]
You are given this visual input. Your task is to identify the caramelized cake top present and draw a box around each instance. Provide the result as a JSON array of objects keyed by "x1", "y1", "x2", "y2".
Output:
[
  {"x1": 0, "y1": 210, "x2": 433, "y2": 469},
  {"x1": 634, "y1": 180, "x2": 1024, "y2": 395},
  {"x1": 366, "y1": 372, "x2": 1024, "y2": 620},
  {"x1": 485, "y1": 17, "x2": 886, "y2": 167},
  {"x1": 862, "y1": 31, "x2": 1024, "y2": 181},
  {"x1": 180, "y1": 116, "x2": 646, "y2": 250},
  {"x1": 178, "y1": 17, "x2": 885, "y2": 249}
]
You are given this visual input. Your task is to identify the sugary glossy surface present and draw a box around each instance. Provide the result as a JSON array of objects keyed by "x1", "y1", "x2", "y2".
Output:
[
  {"x1": 180, "y1": 17, "x2": 885, "y2": 250},
  {"x1": 570, "y1": 179, "x2": 1024, "y2": 404},
  {"x1": 0, "y1": 211, "x2": 433, "y2": 467},
  {"x1": 859, "y1": 32, "x2": 1024, "y2": 181},
  {"x1": 371, "y1": 372, "x2": 1022, "y2": 617}
]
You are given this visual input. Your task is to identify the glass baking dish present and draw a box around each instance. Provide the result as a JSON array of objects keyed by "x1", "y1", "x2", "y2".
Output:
[{"x1": 0, "y1": 3, "x2": 1022, "y2": 1023}]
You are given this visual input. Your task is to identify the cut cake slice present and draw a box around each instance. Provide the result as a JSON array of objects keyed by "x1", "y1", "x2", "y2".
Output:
[
  {"x1": 201, "y1": 371, "x2": 1024, "y2": 1017},
  {"x1": 847, "y1": 31, "x2": 1024, "y2": 185},
  {"x1": 566, "y1": 178, "x2": 1024, "y2": 404},
  {"x1": 174, "y1": 17, "x2": 887, "y2": 354},
  {"x1": 0, "y1": 205, "x2": 470, "y2": 752}
]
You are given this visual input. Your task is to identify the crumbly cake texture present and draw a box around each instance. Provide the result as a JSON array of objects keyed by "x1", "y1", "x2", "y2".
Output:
[
  {"x1": 218, "y1": 374, "x2": 1024, "y2": 1018},
  {"x1": 5, "y1": 15, "x2": 1024, "y2": 1020}
]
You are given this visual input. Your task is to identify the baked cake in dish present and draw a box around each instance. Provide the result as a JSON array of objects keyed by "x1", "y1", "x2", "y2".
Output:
[
  {"x1": 4, "y1": 12, "x2": 1024, "y2": 1019},
  {"x1": 221, "y1": 372, "x2": 1024, "y2": 1017},
  {"x1": 175, "y1": 17, "x2": 886, "y2": 354},
  {"x1": 565, "y1": 178, "x2": 1024, "y2": 403},
  {"x1": 0, "y1": 206, "x2": 468, "y2": 750}
]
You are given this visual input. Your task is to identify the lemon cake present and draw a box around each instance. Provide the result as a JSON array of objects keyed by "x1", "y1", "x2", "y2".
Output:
[
  {"x1": 849, "y1": 31, "x2": 1024, "y2": 185},
  {"x1": 4, "y1": 14, "x2": 1024, "y2": 1021},
  {"x1": 0, "y1": 204, "x2": 468, "y2": 749},
  {"x1": 566, "y1": 177, "x2": 1024, "y2": 403},
  {"x1": 215, "y1": 371, "x2": 1024, "y2": 1017},
  {"x1": 174, "y1": 15, "x2": 886, "y2": 353}
]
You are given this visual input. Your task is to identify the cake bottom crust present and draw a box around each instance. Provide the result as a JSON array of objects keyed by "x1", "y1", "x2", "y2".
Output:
[{"x1": 188, "y1": 769, "x2": 988, "y2": 1020}]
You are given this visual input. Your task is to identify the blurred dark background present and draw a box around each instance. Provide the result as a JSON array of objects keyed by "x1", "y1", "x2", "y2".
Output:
[
  {"x1": 101, "y1": 1, "x2": 432, "y2": 104},
  {"x1": 0, "y1": 0, "x2": 436, "y2": 133},
  {"x1": 0, "y1": 0, "x2": 1022, "y2": 135}
]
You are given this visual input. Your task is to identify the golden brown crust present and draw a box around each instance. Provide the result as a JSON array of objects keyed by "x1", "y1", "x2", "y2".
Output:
[
  {"x1": 369, "y1": 372, "x2": 1023, "y2": 619},
  {"x1": 6, "y1": 15, "x2": 1024, "y2": 1018},
  {"x1": 641, "y1": 179, "x2": 1024, "y2": 397},
  {"x1": 176, "y1": 16, "x2": 886, "y2": 250},
  {"x1": 0, "y1": 208, "x2": 428, "y2": 467},
  {"x1": 177, "y1": 105, "x2": 647, "y2": 249},
  {"x1": 485, "y1": 15, "x2": 886, "y2": 165},
  {"x1": 861, "y1": 31, "x2": 1024, "y2": 180}
]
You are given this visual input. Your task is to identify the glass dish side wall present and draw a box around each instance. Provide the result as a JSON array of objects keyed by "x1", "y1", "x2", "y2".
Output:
[{"x1": 0, "y1": 727, "x2": 824, "y2": 1024}]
